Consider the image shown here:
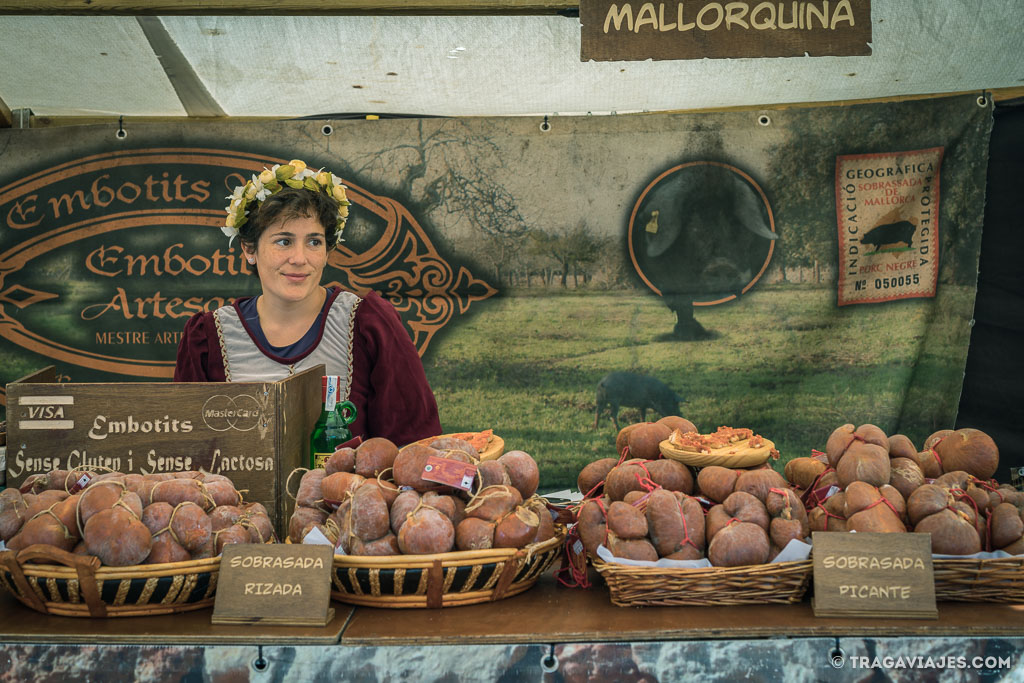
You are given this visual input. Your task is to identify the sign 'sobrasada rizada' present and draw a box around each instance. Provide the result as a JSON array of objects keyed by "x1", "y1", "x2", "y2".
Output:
[{"x1": 581, "y1": 0, "x2": 872, "y2": 61}]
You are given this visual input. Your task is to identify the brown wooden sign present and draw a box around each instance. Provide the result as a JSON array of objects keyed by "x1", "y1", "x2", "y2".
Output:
[
  {"x1": 581, "y1": 0, "x2": 872, "y2": 61},
  {"x1": 4, "y1": 364, "x2": 323, "y2": 539},
  {"x1": 212, "y1": 543, "x2": 334, "y2": 626},
  {"x1": 811, "y1": 531, "x2": 937, "y2": 619}
]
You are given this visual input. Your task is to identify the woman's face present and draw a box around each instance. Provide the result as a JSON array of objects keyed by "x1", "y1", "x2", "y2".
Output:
[{"x1": 244, "y1": 213, "x2": 328, "y2": 305}]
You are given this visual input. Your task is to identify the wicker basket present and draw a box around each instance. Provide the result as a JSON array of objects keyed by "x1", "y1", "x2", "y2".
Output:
[
  {"x1": 659, "y1": 438, "x2": 775, "y2": 469},
  {"x1": 593, "y1": 558, "x2": 812, "y2": 607},
  {"x1": 330, "y1": 526, "x2": 565, "y2": 608},
  {"x1": 0, "y1": 544, "x2": 219, "y2": 617},
  {"x1": 933, "y1": 556, "x2": 1024, "y2": 602}
]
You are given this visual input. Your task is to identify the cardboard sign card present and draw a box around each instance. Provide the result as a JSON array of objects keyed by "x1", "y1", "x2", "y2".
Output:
[
  {"x1": 811, "y1": 531, "x2": 937, "y2": 619},
  {"x1": 212, "y1": 543, "x2": 334, "y2": 626},
  {"x1": 421, "y1": 455, "x2": 476, "y2": 491}
]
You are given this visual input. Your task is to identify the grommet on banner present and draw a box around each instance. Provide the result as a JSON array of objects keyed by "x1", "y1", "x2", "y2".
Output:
[
  {"x1": 977, "y1": 91, "x2": 989, "y2": 107},
  {"x1": 322, "y1": 124, "x2": 333, "y2": 136},
  {"x1": 115, "y1": 115, "x2": 127, "y2": 140},
  {"x1": 757, "y1": 114, "x2": 771, "y2": 127},
  {"x1": 540, "y1": 115, "x2": 551, "y2": 133},
  {"x1": 251, "y1": 645, "x2": 268, "y2": 673},
  {"x1": 829, "y1": 638, "x2": 846, "y2": 669},
  {"x1": 540, "y1": 644, "x2": 558, "y2": 673}
]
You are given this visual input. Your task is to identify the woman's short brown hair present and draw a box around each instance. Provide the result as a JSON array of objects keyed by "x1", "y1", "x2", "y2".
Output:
[{"x1": 239, "y1": 187, "x2": 341, "y2": 256}]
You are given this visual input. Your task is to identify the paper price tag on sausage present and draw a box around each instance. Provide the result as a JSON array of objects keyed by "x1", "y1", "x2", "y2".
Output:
[
  {"x1": 68, "y1": 472, "x2": 93, "y2": 494},
  {"x1": 421, "y1": 455, "x2": 476, "y2": 491}
]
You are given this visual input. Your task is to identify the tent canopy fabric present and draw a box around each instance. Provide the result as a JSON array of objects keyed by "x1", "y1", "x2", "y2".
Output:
[{"x1": 1, "y1": 1, "x2": 1023, "y2": 119}]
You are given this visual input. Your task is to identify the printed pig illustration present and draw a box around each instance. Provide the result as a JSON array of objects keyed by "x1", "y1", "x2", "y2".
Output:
[
  {"x1": 861, "y1": 220, "x2": 916, "y2": 252},
  {"x1": 594, "y1": 371, "x2": 682, "y2": 430}
]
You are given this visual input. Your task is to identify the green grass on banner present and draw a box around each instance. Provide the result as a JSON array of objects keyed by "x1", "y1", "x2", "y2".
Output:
[{"x1": 424, "y1": 286, "x2": 973, "y2": 491}]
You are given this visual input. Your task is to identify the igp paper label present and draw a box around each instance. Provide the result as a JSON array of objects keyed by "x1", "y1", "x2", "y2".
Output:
[{"x1": 836, "y1": 147, "x2": 943, "y2": 306}]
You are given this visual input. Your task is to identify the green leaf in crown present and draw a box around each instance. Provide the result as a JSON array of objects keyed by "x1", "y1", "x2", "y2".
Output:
[{"x1": 221, "y1": 159, "x2": 350, "y2": 247}]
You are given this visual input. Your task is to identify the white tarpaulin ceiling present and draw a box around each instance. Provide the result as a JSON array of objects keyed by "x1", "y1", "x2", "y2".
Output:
[{"x1": 0, "y1": 1, "x2": 1023, "y2": 119}]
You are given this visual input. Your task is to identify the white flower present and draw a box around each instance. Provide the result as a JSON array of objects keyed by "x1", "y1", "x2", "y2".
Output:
[
  {"x1": 222, "y1": 163, "x2": 346, "y2": 252},
  {"x1": 221, "y1": 225, "x2": 239, "y2": 248},
  {"x1": 245, "y1": 175, "x2": 264, "y2": 200}
]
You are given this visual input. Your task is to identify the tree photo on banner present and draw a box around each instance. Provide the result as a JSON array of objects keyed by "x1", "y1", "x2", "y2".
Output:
[{"x1": 0, "y1": 94, "x2": 991, "y2": 489}]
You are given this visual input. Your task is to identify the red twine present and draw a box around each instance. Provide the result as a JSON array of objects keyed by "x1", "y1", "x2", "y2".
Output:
[
  {"x1": 925, "y1": 435, "x2": 947, "y2": 471},
  {"x1": 949, "y1": 488, "x2": 981, "y2": 522},
  {"x1": 555, "y1": 526, "x2": 591, "y2": 589},
  {"x1": 582, "y1": 480, "x2": 604, "y2": 501},
  {"x1": 629, "y1": 489, "x2": 656, "y2": 512},
  {"x1": 985, "y1": 509, "x2": 994, "y2": 553},
  {"x1": 675, "y1": 497, "x2": 700, "y2": 551},
  {"x1": 800, "y1": 468, "x2": 837, "y2": 509},
  {"x1": 814, "y1": 502, "x2": 845, "y2": 530},
  {"x1": 863, "y1": 495, "x2": 901, "y2": 518},
  {"x1": 632, "y1": 461, "x2": 661, "y2": 495},
  {"x1": 594, "y1": 498, "x2": 610, "y2": 549}
]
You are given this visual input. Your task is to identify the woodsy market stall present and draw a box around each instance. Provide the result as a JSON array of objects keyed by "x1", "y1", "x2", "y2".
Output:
[{"x1": 2, "y1": 1, "x2": 1024, "y2": 680}]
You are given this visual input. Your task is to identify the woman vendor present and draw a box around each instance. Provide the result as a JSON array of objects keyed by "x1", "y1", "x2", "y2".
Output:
[{"x1": 173, "y1": 160, "x2": 441, "y2": 446}]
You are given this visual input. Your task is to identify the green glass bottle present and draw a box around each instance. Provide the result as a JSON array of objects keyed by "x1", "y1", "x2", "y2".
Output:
[{"x1": 309, "y1": 375, "x2": 357, "y2": 470}]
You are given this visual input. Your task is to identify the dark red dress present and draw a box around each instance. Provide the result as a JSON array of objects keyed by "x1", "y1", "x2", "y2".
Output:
[{"x1": 173, "y1": 289, "x2": 441, "y2": 447}]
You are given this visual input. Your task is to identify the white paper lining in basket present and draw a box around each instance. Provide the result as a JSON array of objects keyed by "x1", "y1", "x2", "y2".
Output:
[
  {"x1": 596, "y1": 538, "x2": 812, "y2": 568},
  {"x1": 844, "y1": 530, "x2": 1024, "y2": 560},
  {"x1": 932, "y1": 550, "x2": 1023, "y2": 560},
  {"x1": 301, "y1": 526, "x2": 344, "y2": 554}
]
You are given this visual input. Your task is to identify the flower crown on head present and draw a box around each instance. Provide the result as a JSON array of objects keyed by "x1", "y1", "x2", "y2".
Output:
[{"x1": 222, "y1": 159, "x2": 350, "y2": 247}]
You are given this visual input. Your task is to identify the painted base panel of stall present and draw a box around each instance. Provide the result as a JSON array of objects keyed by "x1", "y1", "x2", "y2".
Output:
[{"x1": 2, "y1": 638, "x2": 1023, "y2": 682}]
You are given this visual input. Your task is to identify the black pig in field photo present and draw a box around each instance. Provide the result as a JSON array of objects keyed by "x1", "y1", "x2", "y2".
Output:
[
  {"x1": 861, "y1": 220, "x2": 916, "y2": 252},
  {"x1": 593, "y1": 371, "x2": 682, "y2": 430}
]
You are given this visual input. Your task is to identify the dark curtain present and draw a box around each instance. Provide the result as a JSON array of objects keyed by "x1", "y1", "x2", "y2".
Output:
[{"x1": 957, "y1": 97, "x2": 1024, "y2": 484}]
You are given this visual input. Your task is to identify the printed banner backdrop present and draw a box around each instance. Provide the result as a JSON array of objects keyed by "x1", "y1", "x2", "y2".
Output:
[{"x1": 0, "y1": 95, "x2": 992, "y2": 489}]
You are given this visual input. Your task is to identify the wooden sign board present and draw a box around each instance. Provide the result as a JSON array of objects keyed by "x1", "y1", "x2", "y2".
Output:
[
  {"x1": 812, "y1": 531, "x2": 937, "y2": 619},
  {"x1": 581, "y1": 0, "x2": 872, "y2": 61},
  {"x1": 4, "y1": 365, "x2": 324, "y2": 539},
  {"x1": 212, "y1": 543, "x2": 334, "y2": 626}
]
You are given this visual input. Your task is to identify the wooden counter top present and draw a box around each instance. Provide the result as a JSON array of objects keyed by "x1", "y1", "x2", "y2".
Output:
[
  {"x1": 5, "y1": 569, "x2": 1024, "y2": 646},
  {"x1": 339, "y1": 572, "x2": 1024, "y2": 646},
  {"x1": 0, "y1": 589, "x2": 352, "y2": 645}
]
